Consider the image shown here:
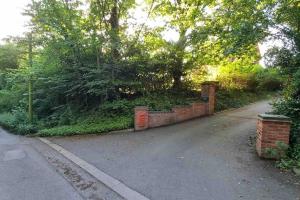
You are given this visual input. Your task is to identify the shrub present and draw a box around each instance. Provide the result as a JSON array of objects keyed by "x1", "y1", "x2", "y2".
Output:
[
  {"x1": 257, "y1": 68, "x2": 283, "y2": 91},
  {"x1": 215, "y1": 89, "x2": 272, "y2": 111},
  {"x1": 259, "y1": 78, "x2": 282, "y2": 91},
  {"x1": 99, "y1": 93, "x2": 200, "y2": 117},
  {"x1": 276, "y1": 144, "x2": 300, "y2": 170},
  {"x1": 272, "y1": 69, "x2": 300, "y2": 170},
  {"x1": 0, "y1": 89, "x2": 19, "y2": 112},
  {"x1": 0, "y1": 109, "x2": 37, "y2": 135},
  {"x1": 272, "y1": 97, "x2": 300, "y2": 143},
  {"x1": 216, "y1": 62, "x2": 283, "y2": 92}
]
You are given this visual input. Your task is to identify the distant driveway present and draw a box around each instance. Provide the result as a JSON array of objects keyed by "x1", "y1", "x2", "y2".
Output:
[{"x1": 50, "y1": 101, "x2": 300, "y2": 200}]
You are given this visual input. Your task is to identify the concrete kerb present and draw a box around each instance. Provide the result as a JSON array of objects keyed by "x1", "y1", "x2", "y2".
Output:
[
  {"x1": 28, "y1": 128, "x2": 135, "y2": 138},
  {"x1": 38, "y1": 137, "x2": 150, "y2": 200}
]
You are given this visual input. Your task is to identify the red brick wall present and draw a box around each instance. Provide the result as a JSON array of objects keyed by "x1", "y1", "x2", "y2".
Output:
[
  {"x1": 172, "y1": 106, "x2": 194, "y2": 122},
  {"x1": 149, "y1": 112, "x2": 176, "y2": 128},
  {"x1": 256, "y1": 118, "x2": 291, "y2": 159},
  {"x1": 192, "y1": 102, "x2": 207, "y2": 117},
  {"x1": 134, "y1": 82, "x2": 217, "y2": 131},
  {"x1": 135, "y1": 102, "x2": 209, "y2": 131}
]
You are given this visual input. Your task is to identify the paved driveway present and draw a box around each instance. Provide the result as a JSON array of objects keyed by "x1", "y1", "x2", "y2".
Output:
[{"x1": 49, "y1": 101, "x2": 300, "y2": 200}]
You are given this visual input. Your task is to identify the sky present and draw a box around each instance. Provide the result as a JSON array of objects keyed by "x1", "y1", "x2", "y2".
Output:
[{"x1": 0, "y1": 0, "x2": 31, "y2": 41}]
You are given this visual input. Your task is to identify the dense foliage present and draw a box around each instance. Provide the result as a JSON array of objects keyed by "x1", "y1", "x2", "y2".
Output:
[
  {"x1": 264, "y1": 0, "x2": 300, "y2": 170},
  {"x1": 0, "y1": 0, "x2": 282, "y2": 136}
]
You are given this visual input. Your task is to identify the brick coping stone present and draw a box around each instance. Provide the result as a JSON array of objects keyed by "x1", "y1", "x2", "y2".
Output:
[
  {"x1": 258, "y1": 114, "x2": 291, "y2": 122},
  {"x1": 149, "y1": 111, "x2": 175, "y2": 113}
]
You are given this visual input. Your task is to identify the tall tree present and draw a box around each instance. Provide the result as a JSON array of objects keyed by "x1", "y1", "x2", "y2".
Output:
[{"x1": 148, "y1": 0, "x2": 270, "y2": 90}]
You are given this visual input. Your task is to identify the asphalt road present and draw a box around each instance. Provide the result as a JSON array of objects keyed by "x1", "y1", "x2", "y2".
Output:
[
  {"x1": 50, "y1": 100, "x2": 300, "y2": 200},
  {"x1": 0, "y1": 128, "x2": 83, "y2": 200}
]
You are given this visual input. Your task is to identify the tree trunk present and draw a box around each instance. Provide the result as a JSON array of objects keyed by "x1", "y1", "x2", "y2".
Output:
[
  {"x1": 172, "y1": 70, "x2": 183, "y2": 90},
  {"x1": 171, "y1": 29, "x2": 186, "y2": 90},
  {"x1": 110, "y1": 0, "x2": 120, "y2": 60}
]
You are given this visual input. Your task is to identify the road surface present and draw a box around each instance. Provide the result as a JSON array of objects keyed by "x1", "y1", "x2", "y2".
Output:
[
  {"x1": 1, "y1": 100, "x2": 299, "y2": 200},
  {"x1": 49, "y1": 100, "x2": 300, "y2": 200}
]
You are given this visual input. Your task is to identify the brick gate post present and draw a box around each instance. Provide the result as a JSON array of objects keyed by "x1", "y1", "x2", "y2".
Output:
[
  {"x1": 201, "y1": 81, "x2": 217, "y2": 115},
  {"x1": 256, "y1": 114, "x2": 291, "y2": 159},
  {"x1": 134, "y1": 106, "x2": 149, "y2": 131}
]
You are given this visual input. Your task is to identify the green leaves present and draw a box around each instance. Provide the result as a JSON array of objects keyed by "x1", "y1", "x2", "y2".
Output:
[
  {"x1": 0, "y1": 0, "x2": 286, "y2": 136},
  {"x1": 0, "y1": 43, "x2": 24, "y2": 71}
]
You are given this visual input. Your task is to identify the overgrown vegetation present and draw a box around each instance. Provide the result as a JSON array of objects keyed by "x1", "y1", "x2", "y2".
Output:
[
  {"x1": 0, "y1": 0, "x2": 283, "y2": 137},
  {"x1": 262, "y1": 0, "x2": 300, "y2": 172}
]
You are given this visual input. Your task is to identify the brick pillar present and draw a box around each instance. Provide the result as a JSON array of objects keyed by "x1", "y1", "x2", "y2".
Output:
[
  {"x1": 134, "y1": 106, "x2": 149, "y2": 131},
  {"x1": 256, "y1": 114, "x2": 291, "y2": 159},
  {"x1": 201, "y1": 81, "x2": 217, "y2": 115}
]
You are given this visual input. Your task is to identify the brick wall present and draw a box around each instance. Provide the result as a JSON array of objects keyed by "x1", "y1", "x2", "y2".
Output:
[
  {"x1": 135, "y1": 102, "x2": 209, "y2": 130},
  {"x1": 256, "y1": 114, "x2": 291, "y2": 159},
  {"x1": 172, "y1": 105, "x2": 195, "y2": 122},
  {"x1": 149, "y1": 111, "x2": 176, "y2": 128},
  {"x1": 134, "y1": 81, "x2": 217, "y2": 131}
]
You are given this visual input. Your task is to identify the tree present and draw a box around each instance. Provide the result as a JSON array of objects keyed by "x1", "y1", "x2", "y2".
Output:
[
  {"x1": 265, "y1": 0, "x2": 300, "y2": 75},
  {"x1": 146, "y1": 0, "x2": 270, "y2": 90},
  {"x1": 0, "y1": 43, "x2": 23, "y2": 71}
]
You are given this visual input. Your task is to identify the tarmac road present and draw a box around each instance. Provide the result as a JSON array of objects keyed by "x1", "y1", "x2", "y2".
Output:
[{"x1": 50, "y1": 100, "x2": 300, "y2": 200}]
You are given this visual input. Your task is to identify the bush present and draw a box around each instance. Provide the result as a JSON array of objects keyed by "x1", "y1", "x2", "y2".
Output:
[
  {"x1": 259, "y1": 78, "x2": 282, "y2": 91},
  {"x1": 257, "y1": 68, "x2": 283, "y2": 91},
  {"x1": 216, "y1": 62, "x2": 283, "y2": 92},
  {"x1": 98, "y1": 93, "x2": 200, "y2": 117},
  {"x1": 216, "y1": 89, "x2": 272, "y2": 111},
  {"x1": 272, "y1": 97, "x2": 300, "y2": 143},
  {"x1": 276, "y1": 144, "x2": 300, "y2": 170},
  {"x1": 217, "y1": 63, "x2": 263, "y2": 91},
  {"x1": 0, "y1": 109, "x2": 37, "y2": 135},
  {"x1": 0, "y1": 89, "x2": 19, "y2": 112},
  {"x1": 272, "y1": 69, "x2": 300, "y2": 170}
]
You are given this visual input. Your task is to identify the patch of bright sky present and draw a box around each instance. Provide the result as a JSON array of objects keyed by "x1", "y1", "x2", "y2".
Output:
[
  {"x1": 0, "y1": 0, "x2": 31, "y2": 42},
  {"x1": 259, "y1": 27, "x2": 285, "y2": 66},
  {"x1": 0, "y1": 0, "x2": 283, "y2": 67},
  {"x1": 127, "y1": 0, "x2": 179, "y2": 41}
]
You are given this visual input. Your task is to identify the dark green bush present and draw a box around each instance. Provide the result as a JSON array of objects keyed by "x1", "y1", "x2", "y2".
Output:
[
  {"x1": 0, "y1": 89, "x2": 19, "y2": 112},
  {"x1": 99, "y1": 93, "x2": 200, "y2": 116},
  {"x1": 259, "y1": 78, "x2": 282, "y2": 91},
  {"x1": 257, "y1": 68, "x2": 283, "y2": 91},
  {"x1": 0, "y1": 109, "x2": 37, "y2": 135},
  {"x1": 272, "y1": 97, "x2": 300, "y2": 144},
  {"x1": 216, "y1": 89, "x2": 272, "y2": 111},
  {"x1": 273, "y1": 69, "x2": 300, "y2": 170}
]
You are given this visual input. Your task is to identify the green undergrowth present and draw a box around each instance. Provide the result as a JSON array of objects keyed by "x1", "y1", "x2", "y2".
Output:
[
  {"x1": 37, "y1": 116, "x2": 133, "y2": 137},
  {"x1": 216, "y1": 89, "x2": 275, "y2": 112},
  {"x1": 0, "y1": 111, "x2": 37, "y2": 135},
  {"x1": 276, "y1": 144, "x2": 300, "y2": 171},
  {"x1": 0, "y1": 91, "x2": 274, "y2": 137},
  {"x1": 272, "y1": 94, "x2": 300, "y2": 172},
  {"x1": 36, "y1": 93, "x2": 202, "y2": 137}
]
